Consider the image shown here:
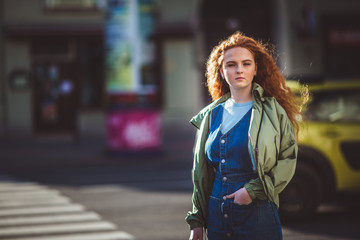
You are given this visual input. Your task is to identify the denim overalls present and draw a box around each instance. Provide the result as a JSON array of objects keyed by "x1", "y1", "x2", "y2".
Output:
[{"x1": 205, "y1": 104, "x2": 282, "y2": 240}]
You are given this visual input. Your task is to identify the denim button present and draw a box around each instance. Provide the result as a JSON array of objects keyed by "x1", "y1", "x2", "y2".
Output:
[
  {"x1": 223, "y1": 177, "x2": 227, "y2": 182},
  {"x1": 224, "y1": 214, "x2": 228, "y2": 218},
  {"x1": 227, "y1": 233, "x2": 231, "y2": 237},
  {"x1": 221, "y1": 139, "x2": 225, "y2": 144},
  {"x1": 223, "y1": 196, "x2": 227, "y2": 200},
  {"x1": 221, "y1": 159, "x2": 225, "y2": 163}
]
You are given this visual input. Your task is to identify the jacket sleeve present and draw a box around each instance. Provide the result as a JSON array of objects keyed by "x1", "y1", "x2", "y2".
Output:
[
  {"x1": 244, "y1": 178, "x2": 267, "y2": 200},
  {"x1": 185, "y1": 130, "x2": 207, "y2": 229},
  {"x1": 244, "y1": 109, "x2": 298, "y2": 202},
  {"x1": 185, "y1": 179, "x2": 206, "y2": 229},
  {"x1": 268, "y1": 113, "x2": 298, "y2": 196}
]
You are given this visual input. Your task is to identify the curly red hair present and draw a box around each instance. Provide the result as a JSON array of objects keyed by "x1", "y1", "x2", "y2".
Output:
[{"x1": 206, "y1": 32, "x2": 307, "y2": 136}]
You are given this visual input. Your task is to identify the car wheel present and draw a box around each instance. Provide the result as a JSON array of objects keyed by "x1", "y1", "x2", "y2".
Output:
[{"x1": 279, "y1": 163, "x2": 322, "y2": 220}]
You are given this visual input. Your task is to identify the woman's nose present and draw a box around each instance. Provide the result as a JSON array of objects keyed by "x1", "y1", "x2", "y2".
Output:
[{"x1": 236, "y1": 66, "x2": 242, "y2": 73}]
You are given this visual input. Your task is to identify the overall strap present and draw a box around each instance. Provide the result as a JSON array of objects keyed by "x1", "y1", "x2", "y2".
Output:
[{"x1": 209, "y1": 104, "x2": 224, "y2": 132}]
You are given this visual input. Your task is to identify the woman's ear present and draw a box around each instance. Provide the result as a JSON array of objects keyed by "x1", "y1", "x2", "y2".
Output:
[{"x1": 220, "y1": 67, "x2": 224, "y2": 79}]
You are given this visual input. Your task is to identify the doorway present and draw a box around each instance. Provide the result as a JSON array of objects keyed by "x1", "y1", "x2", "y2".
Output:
[
  {"x1": 31, "y1": 39, "x2": 78, "y2": 135},
  {"x1": 32, "y1": 61, "x2": 77, "y2": 135}
]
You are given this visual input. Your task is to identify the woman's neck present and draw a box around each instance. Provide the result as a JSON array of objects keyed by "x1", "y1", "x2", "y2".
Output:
[{"x1": 230, "y1": 89, "x2": 253, "y2": 103}]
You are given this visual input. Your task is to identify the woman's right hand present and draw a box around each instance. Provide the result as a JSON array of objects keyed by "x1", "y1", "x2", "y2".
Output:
[{"x1": 189, "y1": 227, "x2": 203, "y2": 240}]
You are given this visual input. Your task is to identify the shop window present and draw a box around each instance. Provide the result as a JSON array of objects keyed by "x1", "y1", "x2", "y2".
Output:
[{"x1": 79, "y1": 41, "x2": 105, "y2": 109}]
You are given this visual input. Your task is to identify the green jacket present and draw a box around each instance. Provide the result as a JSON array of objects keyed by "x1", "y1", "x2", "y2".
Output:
[{"x1": 186, "y1": 83, "x2": 298, "y2": 229}]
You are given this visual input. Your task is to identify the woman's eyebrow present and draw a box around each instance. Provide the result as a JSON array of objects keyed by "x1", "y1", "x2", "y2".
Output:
[
  {"x1": 225, "y1": 59, "x2": 254, "y2": 64},
  {"x1": 225, "y1": 60, "x2": 236, "y2": 64}
]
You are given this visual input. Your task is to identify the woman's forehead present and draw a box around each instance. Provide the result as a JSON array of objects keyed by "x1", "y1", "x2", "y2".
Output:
[{"x1": 224, "y1": 47, "x2": 255, "y2": 61}]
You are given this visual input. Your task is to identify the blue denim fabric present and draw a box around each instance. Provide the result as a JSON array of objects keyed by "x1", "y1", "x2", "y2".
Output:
[{"x1": 205, "y1": 104, "x2": 282, "y2": 240}]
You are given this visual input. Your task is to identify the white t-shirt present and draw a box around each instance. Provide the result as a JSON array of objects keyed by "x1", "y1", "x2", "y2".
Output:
[{"x1": 220, "y1": 99, "x2": 254, "y2": 134}]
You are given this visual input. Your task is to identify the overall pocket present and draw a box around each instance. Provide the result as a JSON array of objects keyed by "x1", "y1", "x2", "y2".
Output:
[
  {"x1": 207, "y1": 196, "x2": 222, "y2": 230},
  {"x1": 256, "y1": 200, "x2": 283, "y2": 240},
  {"x1": 230, "y1": 200, "x2": 257, "y2": 229}
]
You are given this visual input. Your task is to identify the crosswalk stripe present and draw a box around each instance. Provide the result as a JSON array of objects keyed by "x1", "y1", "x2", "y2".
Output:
[
  {"x1": 0, "y1": 176, "x2": 135, "y2": 239},
  {"x1": 0, "y1": 204, "x2": 85, "y2": 216},
  {"x1": 0, "y1": 183, "x2": 49, "y2": 192},
  {"x1": 0, "y1": 193, "x2": 68, "y2": 202},
  {"x1": 0, "y1": 182, "x2": 40, "y2": 187},
  {"x1": 0, "y1": 212, "x2": 101, "y2": 226},
  {"x1": 0, "y1": 221, "x2": 117, "y2": 236},
  {"x1": 0, "y1": 189, "x2": 61, "y2": 200},
  {"x1": 4, "y1": 231, "x2": 134, "y2": 240},
  {"x1": 0, "y1": 195, "x2": 70, "y2": 207}
]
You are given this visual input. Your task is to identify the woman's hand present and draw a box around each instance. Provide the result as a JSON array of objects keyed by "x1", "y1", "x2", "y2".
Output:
[
  {"x1": 226, "y1": 187, "x2": 252, "y2": 205},
  {"x1": 189, "y1": 227, "x2": 203, "y2": 240}
]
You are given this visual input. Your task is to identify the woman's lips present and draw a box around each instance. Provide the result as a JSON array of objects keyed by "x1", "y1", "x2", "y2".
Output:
[{"x1": 235, "y1": 77, "x2": 245, "y2": 80}]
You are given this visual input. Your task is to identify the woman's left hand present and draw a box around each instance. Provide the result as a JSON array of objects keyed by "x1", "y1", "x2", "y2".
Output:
[{"x1": 226, "y1": 187, "x2": 252, "y2": 205}]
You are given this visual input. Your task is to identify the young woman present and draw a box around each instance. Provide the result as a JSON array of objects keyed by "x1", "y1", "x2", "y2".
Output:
[{"x1": 186, "y1": 32, "x2": 306, "y2": 240}]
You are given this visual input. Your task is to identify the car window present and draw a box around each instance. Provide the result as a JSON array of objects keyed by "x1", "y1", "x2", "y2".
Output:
[{"x1": 306, "y1": 90, "x2": 360, "y2": 123}]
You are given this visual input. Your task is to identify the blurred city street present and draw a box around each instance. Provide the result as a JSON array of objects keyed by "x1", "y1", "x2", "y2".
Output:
[
  {"x1": 0, "y1": 125, "x2": 360, "y2": 240},
  {"x1": 1, "y1": 0, "x2": 360, "y2": 239}
]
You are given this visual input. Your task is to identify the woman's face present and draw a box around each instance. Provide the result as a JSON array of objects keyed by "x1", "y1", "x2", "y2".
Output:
[{"x1": 220, "y1": 47, "x2": 257, "y2": 95}]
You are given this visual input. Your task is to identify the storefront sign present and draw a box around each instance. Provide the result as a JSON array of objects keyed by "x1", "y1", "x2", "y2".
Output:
[
  {"x1": 105, "y1": 0, "x2": 157, "y2": 95},
  {"x1": 329, "y1": 29, "x2": 360, "y2": 46},
  {"x1": 8, "y1": 69, "x2": 30, "y2": 91},
  {"x1": 106, "y1": 110, "x2": 162, "y2": 151},
  {"x1": 105, "y1": 0, "x2": 135, "y2": 92}
]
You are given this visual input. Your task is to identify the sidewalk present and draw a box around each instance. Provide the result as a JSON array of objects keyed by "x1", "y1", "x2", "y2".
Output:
[{"x1": 0, "y1": 123, "x2": 196, "y2": 172}]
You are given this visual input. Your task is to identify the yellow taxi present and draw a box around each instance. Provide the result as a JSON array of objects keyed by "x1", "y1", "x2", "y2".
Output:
[{"x1": 279, "y1": 80, "x2": 360, "y2": 219}]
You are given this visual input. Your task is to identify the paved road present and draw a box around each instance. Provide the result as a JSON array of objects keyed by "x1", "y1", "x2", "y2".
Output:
[
  {"x1": 1, "y1": 126, "x2": 360, "y2": 239},
  {"x1": 0, "y1": 175, "x2": 133, "y2": 240},
  {"x1": 4, "y1": 160, "x2": 360, "y2": 240}
]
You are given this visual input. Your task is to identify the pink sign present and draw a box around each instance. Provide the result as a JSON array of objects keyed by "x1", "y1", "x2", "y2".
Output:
[{"x1": 107, "y1": 110, "x2": 162, "y2": 151}]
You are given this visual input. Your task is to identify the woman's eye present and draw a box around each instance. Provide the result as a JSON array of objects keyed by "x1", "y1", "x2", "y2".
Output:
[
  {"x1": 244, "y1": 62, "x2": 251, "y2": 66},
  {"x1": 227, "y1": 63, "x2": 235, "y2": 67}
]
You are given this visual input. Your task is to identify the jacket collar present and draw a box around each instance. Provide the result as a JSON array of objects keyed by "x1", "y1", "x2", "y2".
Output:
[
  {"x1": 190, "y1": 82, "x2": 265, "y2": 129},
  {"x1": 252, "y1": 82, "x2": 265, "y2": 103},
  {"x1": 189, "y1": 92, "x2": 230, "y2": 129}
]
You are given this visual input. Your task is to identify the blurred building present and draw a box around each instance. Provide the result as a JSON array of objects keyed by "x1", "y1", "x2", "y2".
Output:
[
  {"x1": 0, "y1": 0, "x2": 359, "y2": 141},
  {"x1": 1, "y1": 0, "x2": 106, "y2": 139}
]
